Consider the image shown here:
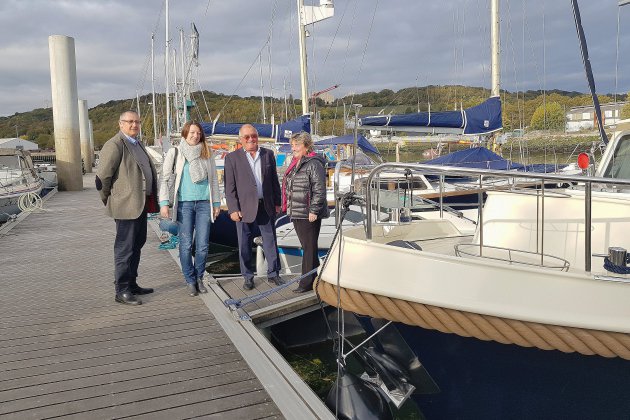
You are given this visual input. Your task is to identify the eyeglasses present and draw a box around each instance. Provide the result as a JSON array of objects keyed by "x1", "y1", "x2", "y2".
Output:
[
  {"x1": 241, "y1": 134, "x2": 258, "y2": 140},
  {"x1": 120, "y1": 120, "x2": 142, "y2": 125}
]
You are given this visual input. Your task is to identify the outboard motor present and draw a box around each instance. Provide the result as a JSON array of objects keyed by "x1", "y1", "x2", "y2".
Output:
[{"x1": 325, "y1": 368, "x2": 393, "y2": 420}]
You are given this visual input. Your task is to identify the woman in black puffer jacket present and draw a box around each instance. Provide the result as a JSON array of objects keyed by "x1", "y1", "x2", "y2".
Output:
[{"x1": 282, "y1": 132, "x2": 330, "y2": 293}]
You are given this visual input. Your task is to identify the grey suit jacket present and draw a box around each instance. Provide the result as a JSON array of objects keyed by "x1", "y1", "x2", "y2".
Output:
[
  {"x1": 224, "y1": 147, "x2": 281, "y2": 223},
  {"x1": 96, "y1": 132, "x2": 158, "y2": 219}
]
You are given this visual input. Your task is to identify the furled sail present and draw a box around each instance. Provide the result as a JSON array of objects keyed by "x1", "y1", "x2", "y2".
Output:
[
  {"x1": 200, "y1": 115, "x2": 310, "y2": 143},
  {"x1": 359, "y1": 96, "x2": 502, "y2": 135}
]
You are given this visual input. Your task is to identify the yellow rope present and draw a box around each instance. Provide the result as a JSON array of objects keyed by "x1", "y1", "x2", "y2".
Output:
[{"x1": 315, "y1": 279, "x2": 630, "y2": 360}]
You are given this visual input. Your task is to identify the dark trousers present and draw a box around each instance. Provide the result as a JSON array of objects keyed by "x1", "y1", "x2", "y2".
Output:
[
  {"x1": 293, "y1": 218, "x2": 322, "y2": 289},
  {"x1": 114, "y1": 210, "x2": 147, "y2": 293},
  {"x1": 236, "y1": 201, "x2": 280, "y2": 281}
]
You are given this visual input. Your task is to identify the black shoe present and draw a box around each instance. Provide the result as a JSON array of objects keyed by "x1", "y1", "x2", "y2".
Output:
[
  {"x1": 293, "y1": 286, "x2": 310, "y2": 294},
  {"x1": 243, "y1": 279, "x2": 254, "y2": 290},
  {"x1": 268, "y1": 275, "x2": 285, "y2": 286},
  {"x1": 197, "y1": 279, "x2": 208, "y2": 294},
  {"x1": 115, "y1": 292, "x2": 142, "y2": 305},
  {"x1": 187, "y1": 283, "x2": 198, "y2": 296},
  {"x1": 130, "y1": 285, "x2": 154, "y2": 295}
]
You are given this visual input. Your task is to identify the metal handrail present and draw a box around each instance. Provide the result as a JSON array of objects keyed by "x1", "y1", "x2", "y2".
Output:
[
  {"x1": 364, "y1": 162, "x2": 630, "y2": 273},
  {"x1": 454, "y1": 243, "x2": 571, "y2": 271}
]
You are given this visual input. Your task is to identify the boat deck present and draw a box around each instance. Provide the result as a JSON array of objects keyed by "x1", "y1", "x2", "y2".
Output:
[{"x1": 0, "y1": 174, "x2": 332, "y2": 419}]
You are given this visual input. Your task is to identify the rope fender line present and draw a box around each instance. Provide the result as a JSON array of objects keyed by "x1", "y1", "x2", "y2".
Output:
[{"x1": 314, "y1": 279, "x2": 630, "y2": 360}]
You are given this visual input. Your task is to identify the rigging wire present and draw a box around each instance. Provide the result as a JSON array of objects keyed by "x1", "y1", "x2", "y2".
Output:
[
  {"x1": 348, "y1": 0, "x2": 380, "y2": 108},
  {"x1": 328, "y1": 0, "x2": 356, "y2": 135},
  {"x1": 215, "y1": 38, "x2": 271, "y2": 119},
  {"x1": 132, "y1": 0, "x2": 166, "y2": 110},
  {"x1": 614, "y1": 5, "x2": 621, "y2": 106},
  {"x1": 266, "y1": 0, "x2": 281, "y2": 121},
  {"x1": 504, "y1": 0, "x2": 524, "y2": 130}
]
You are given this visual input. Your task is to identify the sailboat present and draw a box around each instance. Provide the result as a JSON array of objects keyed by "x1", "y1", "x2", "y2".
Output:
[
  {"x1": 0, "y1": 149, "x2": 44, "y2": 222},
  {"x1": 314, "y1": 1, "x2": 630, "y2": 418}
]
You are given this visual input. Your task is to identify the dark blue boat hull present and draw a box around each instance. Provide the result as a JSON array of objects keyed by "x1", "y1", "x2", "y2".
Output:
[{"x1": 394, "y1": 323, "x2": 630, "y2": 419}]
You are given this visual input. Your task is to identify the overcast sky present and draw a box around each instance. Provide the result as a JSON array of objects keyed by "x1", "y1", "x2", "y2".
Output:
[{"x1": 1, "y1": 0, "x2": 629, "y2": 118}]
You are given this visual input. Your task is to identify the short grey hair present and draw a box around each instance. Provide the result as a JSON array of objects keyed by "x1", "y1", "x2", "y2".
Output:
[
  {"x1": 238, "y1": 124, "x2": 258, "y2": 138},
  {"x1": 119, "y1": 110, "x2": 139, "y2": 120},
  {"x1": 290, "y1": 131, "x2": 314, "y2": 153}
]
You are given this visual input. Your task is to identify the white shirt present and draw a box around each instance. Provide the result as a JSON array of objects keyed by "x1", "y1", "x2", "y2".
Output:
[{"x1": 244, "y1": 148, "x2": 263, "y2": 199}]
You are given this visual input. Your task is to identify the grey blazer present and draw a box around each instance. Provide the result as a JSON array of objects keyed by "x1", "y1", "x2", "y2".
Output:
[
  {"x1": 224, "y1": 147, "x2": 281, "y2": 223},
  {"x1": 96, "y1": 132, "x2": 158, "y2": 219}
]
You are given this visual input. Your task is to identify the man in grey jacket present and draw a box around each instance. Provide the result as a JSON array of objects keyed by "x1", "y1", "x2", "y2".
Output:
[{"x1": 96, "y1": 111, "x2": 158, "y2": 305}]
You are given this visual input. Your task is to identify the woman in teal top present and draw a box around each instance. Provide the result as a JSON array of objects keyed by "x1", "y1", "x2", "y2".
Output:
[{"x1": 158, "y1": 121, "x2": 221, "y2": 296}]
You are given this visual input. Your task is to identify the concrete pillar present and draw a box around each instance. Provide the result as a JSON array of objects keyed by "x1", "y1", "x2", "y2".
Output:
[
  {"x1": 49, "y1": 35, "x2": 82, "y2": 191},
  {"x1": 89, "y1": 119, "x2": 95, "y2": 168},
  {"x1": 78, "y1": 99, "x2": 92, "y2": 172}
]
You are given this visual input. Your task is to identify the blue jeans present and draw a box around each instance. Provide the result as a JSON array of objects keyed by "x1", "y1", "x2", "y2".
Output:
[{"x1": 177, "y1": 201, "x2": 211, "y2": 284}]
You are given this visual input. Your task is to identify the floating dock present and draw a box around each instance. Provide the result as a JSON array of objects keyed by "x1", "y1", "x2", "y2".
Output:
[{"x1": 0, "y1": 173, "x2": 332, "y2": 419}]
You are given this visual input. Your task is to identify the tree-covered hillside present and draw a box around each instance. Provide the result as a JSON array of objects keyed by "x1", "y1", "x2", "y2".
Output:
[{"x1": 0, "y1": 86, "x2": 622, "y2": 150}]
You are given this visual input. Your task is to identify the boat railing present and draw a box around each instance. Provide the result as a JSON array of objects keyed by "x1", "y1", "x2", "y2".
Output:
[
  {"x1": 454, "y1": 243, "x2": 571, "y2": 271},
  {"x1": 364, "y1": 162, "x2": 630, "y2": 273}
]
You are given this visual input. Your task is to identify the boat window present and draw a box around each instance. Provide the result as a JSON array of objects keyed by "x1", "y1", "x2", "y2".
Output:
[
  {"x1": 602, "y1": 135, "x2": 630, "y2": 179},
  {"x1": 0, "y1": 155, "x2": 19, "y2": 170},
  {"x1": 344, "y1": 209, "x2": 366, "y2": 224}
]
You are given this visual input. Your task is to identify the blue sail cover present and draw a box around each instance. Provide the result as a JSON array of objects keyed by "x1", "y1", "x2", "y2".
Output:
[
  {"x1": 359, "y1": 96, "x2": 502, "y2": 135},
  {"x1": 277, "y1": 134, "x2": 381, "y2": 155},
  {"x1": 424, "y1": 146, "x2": 524, "y2": 170},
  {"x1": 200, "y1": 115, "x2": 310, "y2": 143},
  {"x1": 315, "y1": 134, "x2": 381, "y2": 155},
  {"x1": 424, "y1": 146, "x2": 568, "y2": 173}
]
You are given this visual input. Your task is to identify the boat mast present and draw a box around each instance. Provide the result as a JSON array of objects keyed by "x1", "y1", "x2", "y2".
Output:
[
  {"x1": 570, "y1": 0, "x2": 608, "y2": 145},
  {"x1": 151, "y1": 33, "x2": 158, "y2": 143},
  {"x1": 165, "y1": 0, "x2": 171, "y2": 138},
  {"x1": 136, "y1": 92, "x2": 143, "y2": 141},
  {"x1": 490, "y1": 0, "x2": 500, "y2": 97},
  {"x1": 260, "y1": 53, "x2": 267, "y2": 123},
  {"x1": 179, "y1": 28, "x2": 185, "y2": 128},
  {"x1": 173, "y1": 46, "x2": 180, "y2": 132},
  {"x1": 297, "y1": 0, "x2": 309, "y2": 116},
  {"x1": 296, "y1": 0, "x2": 335, "y2": 117}
]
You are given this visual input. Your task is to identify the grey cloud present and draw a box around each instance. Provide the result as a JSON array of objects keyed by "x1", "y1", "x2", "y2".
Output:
[{"x1": 1, "y1": 0, "x2": 629, "y2": 117}]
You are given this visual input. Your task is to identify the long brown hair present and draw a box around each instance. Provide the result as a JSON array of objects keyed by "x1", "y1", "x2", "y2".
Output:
[{"x1": 181, "y1": 121, "x2": 210, "y2": 159}]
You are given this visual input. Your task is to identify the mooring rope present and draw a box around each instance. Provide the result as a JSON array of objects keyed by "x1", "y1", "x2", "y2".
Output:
[
  {"x1": 18, "y1": 192, "x2": 44, "y2": 212},
  {"x1": 603, "y1": 256, "x2": 630, "y2": 275},
  {"x1": 314, "y1": 280, "x2": 630, "y2": 360}
]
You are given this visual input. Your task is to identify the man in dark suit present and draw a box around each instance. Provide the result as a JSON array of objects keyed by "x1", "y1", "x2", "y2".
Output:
[
  {"x1": 224, "y1": 124, "x2": 284, "y2": 290},
  {"x1": 96, "y1": 111, "x2": 158, "y2": 305}
]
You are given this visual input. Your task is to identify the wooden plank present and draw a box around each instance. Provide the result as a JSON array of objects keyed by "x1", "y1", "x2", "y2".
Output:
[
  {"x1": 127, "y1": 391, "x2": 282, "y2": 420},
  {"x1": 0, "y1": 357, "x2": 247, "y2": 415},
  {"x1": 4, "y1": 373, "x2": 262, "y2": 419},
  {"x1": 1, "y1": 340, "x2": 229, "y2": 392},
  {"x1": 0, "y1": 314, "x2": 216, "y2": 351},
  {"x1": 0, "y1": 323, "x2": 225, "y2": 364},
  {"x1": 1, "y1": 325, "x2": 224, "y2": 371}
]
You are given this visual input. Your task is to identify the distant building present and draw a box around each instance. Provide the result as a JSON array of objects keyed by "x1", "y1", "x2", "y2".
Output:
[
  {"x1": 318, "y1": 92, "x2": 335, "y2": 105},
  {"x1": 0, "y1": 138, "x2": 38, "y2": 151},
  {"x1": 566, "y1": 102, "x2": 627, "y2": 132}
]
